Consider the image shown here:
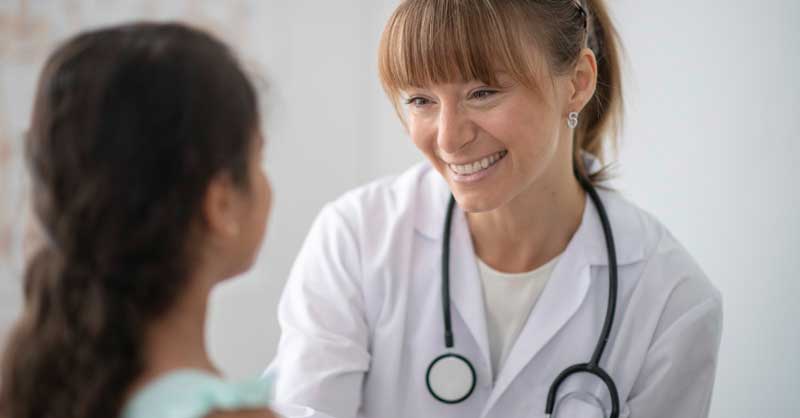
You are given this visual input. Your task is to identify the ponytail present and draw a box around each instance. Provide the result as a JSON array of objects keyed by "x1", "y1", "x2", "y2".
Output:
[
  {"x1": 574, "y1": 0, "x2": 624, "y2": 183},
  {"x1": 0, "y1": 246, "x2": 145, "y2": 418}
]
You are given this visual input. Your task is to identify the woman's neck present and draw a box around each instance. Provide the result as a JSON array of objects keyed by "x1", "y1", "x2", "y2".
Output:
[{"x1": 467, "y1": 170, "x2": 586, "y2": 274}]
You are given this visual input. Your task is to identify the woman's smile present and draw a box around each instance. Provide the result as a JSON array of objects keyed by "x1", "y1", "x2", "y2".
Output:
[{"x1": 444, "y1": 150, "x2": 508, "y2": 183}]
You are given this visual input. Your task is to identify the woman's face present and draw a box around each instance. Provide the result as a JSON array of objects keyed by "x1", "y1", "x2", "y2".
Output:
[{"x1": 403, "y1": 72, "x2": 574, "y2": 213}]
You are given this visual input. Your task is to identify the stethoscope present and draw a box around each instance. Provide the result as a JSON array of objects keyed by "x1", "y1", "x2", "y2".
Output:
[{"x1": 425, "y1": 173, "x2": 620, "y2": 418}]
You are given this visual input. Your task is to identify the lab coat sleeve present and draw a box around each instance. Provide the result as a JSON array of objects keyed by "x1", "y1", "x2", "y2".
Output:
[
  {"x1": 627, "y1": 294, "x2": 723, "y2": 418},
  {"x1": 272, "y1": 203, "x2": 369, "y2": 418}
]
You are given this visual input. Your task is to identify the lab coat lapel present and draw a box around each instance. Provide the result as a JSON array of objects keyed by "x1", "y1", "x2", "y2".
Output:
[
  {"x1": 411, "y1": 170, "x2": 491, "y2": 369},
  {"x1": 481, "y1": 206, "x2": 594, "y2": 415},
  {"x1": 448, "y1": 206, "x2": 493, "y2": 377}
]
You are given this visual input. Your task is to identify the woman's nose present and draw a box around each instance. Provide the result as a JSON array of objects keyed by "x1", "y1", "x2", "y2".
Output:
[{"x1": 436, "y1": 104, "x2": 473, "y2": 154}]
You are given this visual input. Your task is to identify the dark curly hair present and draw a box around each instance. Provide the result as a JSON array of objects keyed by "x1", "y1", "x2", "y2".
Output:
[{"x1": 0, "y1": 22, "x2": 260, "y2": 418}]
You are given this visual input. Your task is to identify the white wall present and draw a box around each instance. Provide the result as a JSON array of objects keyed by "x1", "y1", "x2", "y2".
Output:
[
  {"x1": 1, "y1": 1, "x2": 798, "y2": 417},
  {"x1": 612, "y1": 1, "x2": 800, "y2": 416},
  {"x1": 205, "y1": 0, "x2": 408, "y2": 379}
]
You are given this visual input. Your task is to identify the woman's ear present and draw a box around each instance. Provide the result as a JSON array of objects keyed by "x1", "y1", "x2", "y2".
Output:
[
  {"x1": 202, "y1": 173, "x2": 243, "y2": 241},
  {"x1": 569, "y1": 48, "x2": 598, "y2": 112}
]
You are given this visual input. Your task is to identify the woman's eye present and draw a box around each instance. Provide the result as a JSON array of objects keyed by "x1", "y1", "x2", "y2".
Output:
[
  {"x1": 405, "y1": 97, "x2": 431, "y2": 107},
  {"x1": 470, "y1": 89, "x2": 497, "y2": 100}
]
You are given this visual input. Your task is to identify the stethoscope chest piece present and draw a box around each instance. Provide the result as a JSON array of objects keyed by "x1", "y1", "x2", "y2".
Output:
[{"x1": 426, "y1": 353, "x2": 476, "y2": 404}]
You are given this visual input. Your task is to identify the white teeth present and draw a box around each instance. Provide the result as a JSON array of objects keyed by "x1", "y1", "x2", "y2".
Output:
[{"x1": 448, "y1": 151, "x2": 507, "y2": 175}]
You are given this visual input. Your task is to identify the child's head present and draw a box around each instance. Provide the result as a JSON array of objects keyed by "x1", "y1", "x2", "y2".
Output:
[{"x1": 1, "y1": 22, "x2": 269, "y2": 418}]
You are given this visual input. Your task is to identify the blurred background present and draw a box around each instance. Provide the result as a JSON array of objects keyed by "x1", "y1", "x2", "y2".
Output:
[{"x1": 0, "y1": 1, "x2": 798, "y2": 417}]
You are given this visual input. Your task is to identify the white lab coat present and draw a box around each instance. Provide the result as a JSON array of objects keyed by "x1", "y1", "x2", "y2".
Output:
[{"x1": 270, "y1": 162, "x2": 723, "y2": 418}]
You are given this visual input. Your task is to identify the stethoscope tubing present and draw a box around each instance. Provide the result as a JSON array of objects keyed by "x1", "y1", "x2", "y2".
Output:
[{"x1": 438, "y1": 173, "x2": 621, "y2": 418}]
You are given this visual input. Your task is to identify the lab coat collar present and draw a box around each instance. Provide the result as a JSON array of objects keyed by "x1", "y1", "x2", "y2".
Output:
[
  {"x1": 411, "y1": 163, "x2": 451, "y2": 240},
  {"x1": 480, "y1": 198, "x2": 605, "y2": 414},
  {"x1": 482, "y1": 185, "x2": 650, "y2": 413},
  {"x1": 448, "y1": 207, "x2": 495, "y2": 378}
]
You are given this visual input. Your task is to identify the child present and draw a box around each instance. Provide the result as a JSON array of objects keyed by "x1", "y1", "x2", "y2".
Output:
[{"x1": 0, "y1": 22, "x2": 276, "y2": 418}]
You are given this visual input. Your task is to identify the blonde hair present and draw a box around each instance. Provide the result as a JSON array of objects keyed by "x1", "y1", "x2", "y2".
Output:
[{"x1": 378, "y1": 0, "x2": 623, "y2": 182}]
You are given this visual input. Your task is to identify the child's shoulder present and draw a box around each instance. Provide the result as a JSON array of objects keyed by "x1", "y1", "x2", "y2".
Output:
[{"x1": 121, "y1": 369, "x2": 272, "y2": 418}]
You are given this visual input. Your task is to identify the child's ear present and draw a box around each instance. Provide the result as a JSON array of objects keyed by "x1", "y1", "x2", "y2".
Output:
[{"x1": 202, "y1": 173, "x2": 242, "y2": 240}]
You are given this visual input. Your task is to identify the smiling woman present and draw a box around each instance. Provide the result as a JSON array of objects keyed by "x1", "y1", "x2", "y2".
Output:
[
  {"x1": 378, "y1": 0, "x2": 622, "y2": 186},
  {"x1": 269, "y1": 1, "x2": 721, "y2": 418}
]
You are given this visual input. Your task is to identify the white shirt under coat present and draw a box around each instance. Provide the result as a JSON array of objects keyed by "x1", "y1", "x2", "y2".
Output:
[
  {"x1": 478, "y1": 255, "x2": 559, "y2": 379},
  {"x1": 270, "y1": 162, "x2": 723, "y2": 418}
]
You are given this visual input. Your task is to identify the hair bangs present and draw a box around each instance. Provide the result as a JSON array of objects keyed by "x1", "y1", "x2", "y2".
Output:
[{"x1": 379, "y1": 0, "x2": 546, "y2": 117}]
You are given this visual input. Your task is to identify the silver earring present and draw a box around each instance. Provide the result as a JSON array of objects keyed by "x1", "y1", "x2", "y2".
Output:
[{"x1": 568, "y1": 112, "x2": 579, "y2": 129}]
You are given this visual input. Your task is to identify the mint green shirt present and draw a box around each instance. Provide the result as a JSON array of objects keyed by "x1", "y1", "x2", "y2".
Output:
[{"x1": 121, "y1": 370, "x2": 272, "y2": 418}]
